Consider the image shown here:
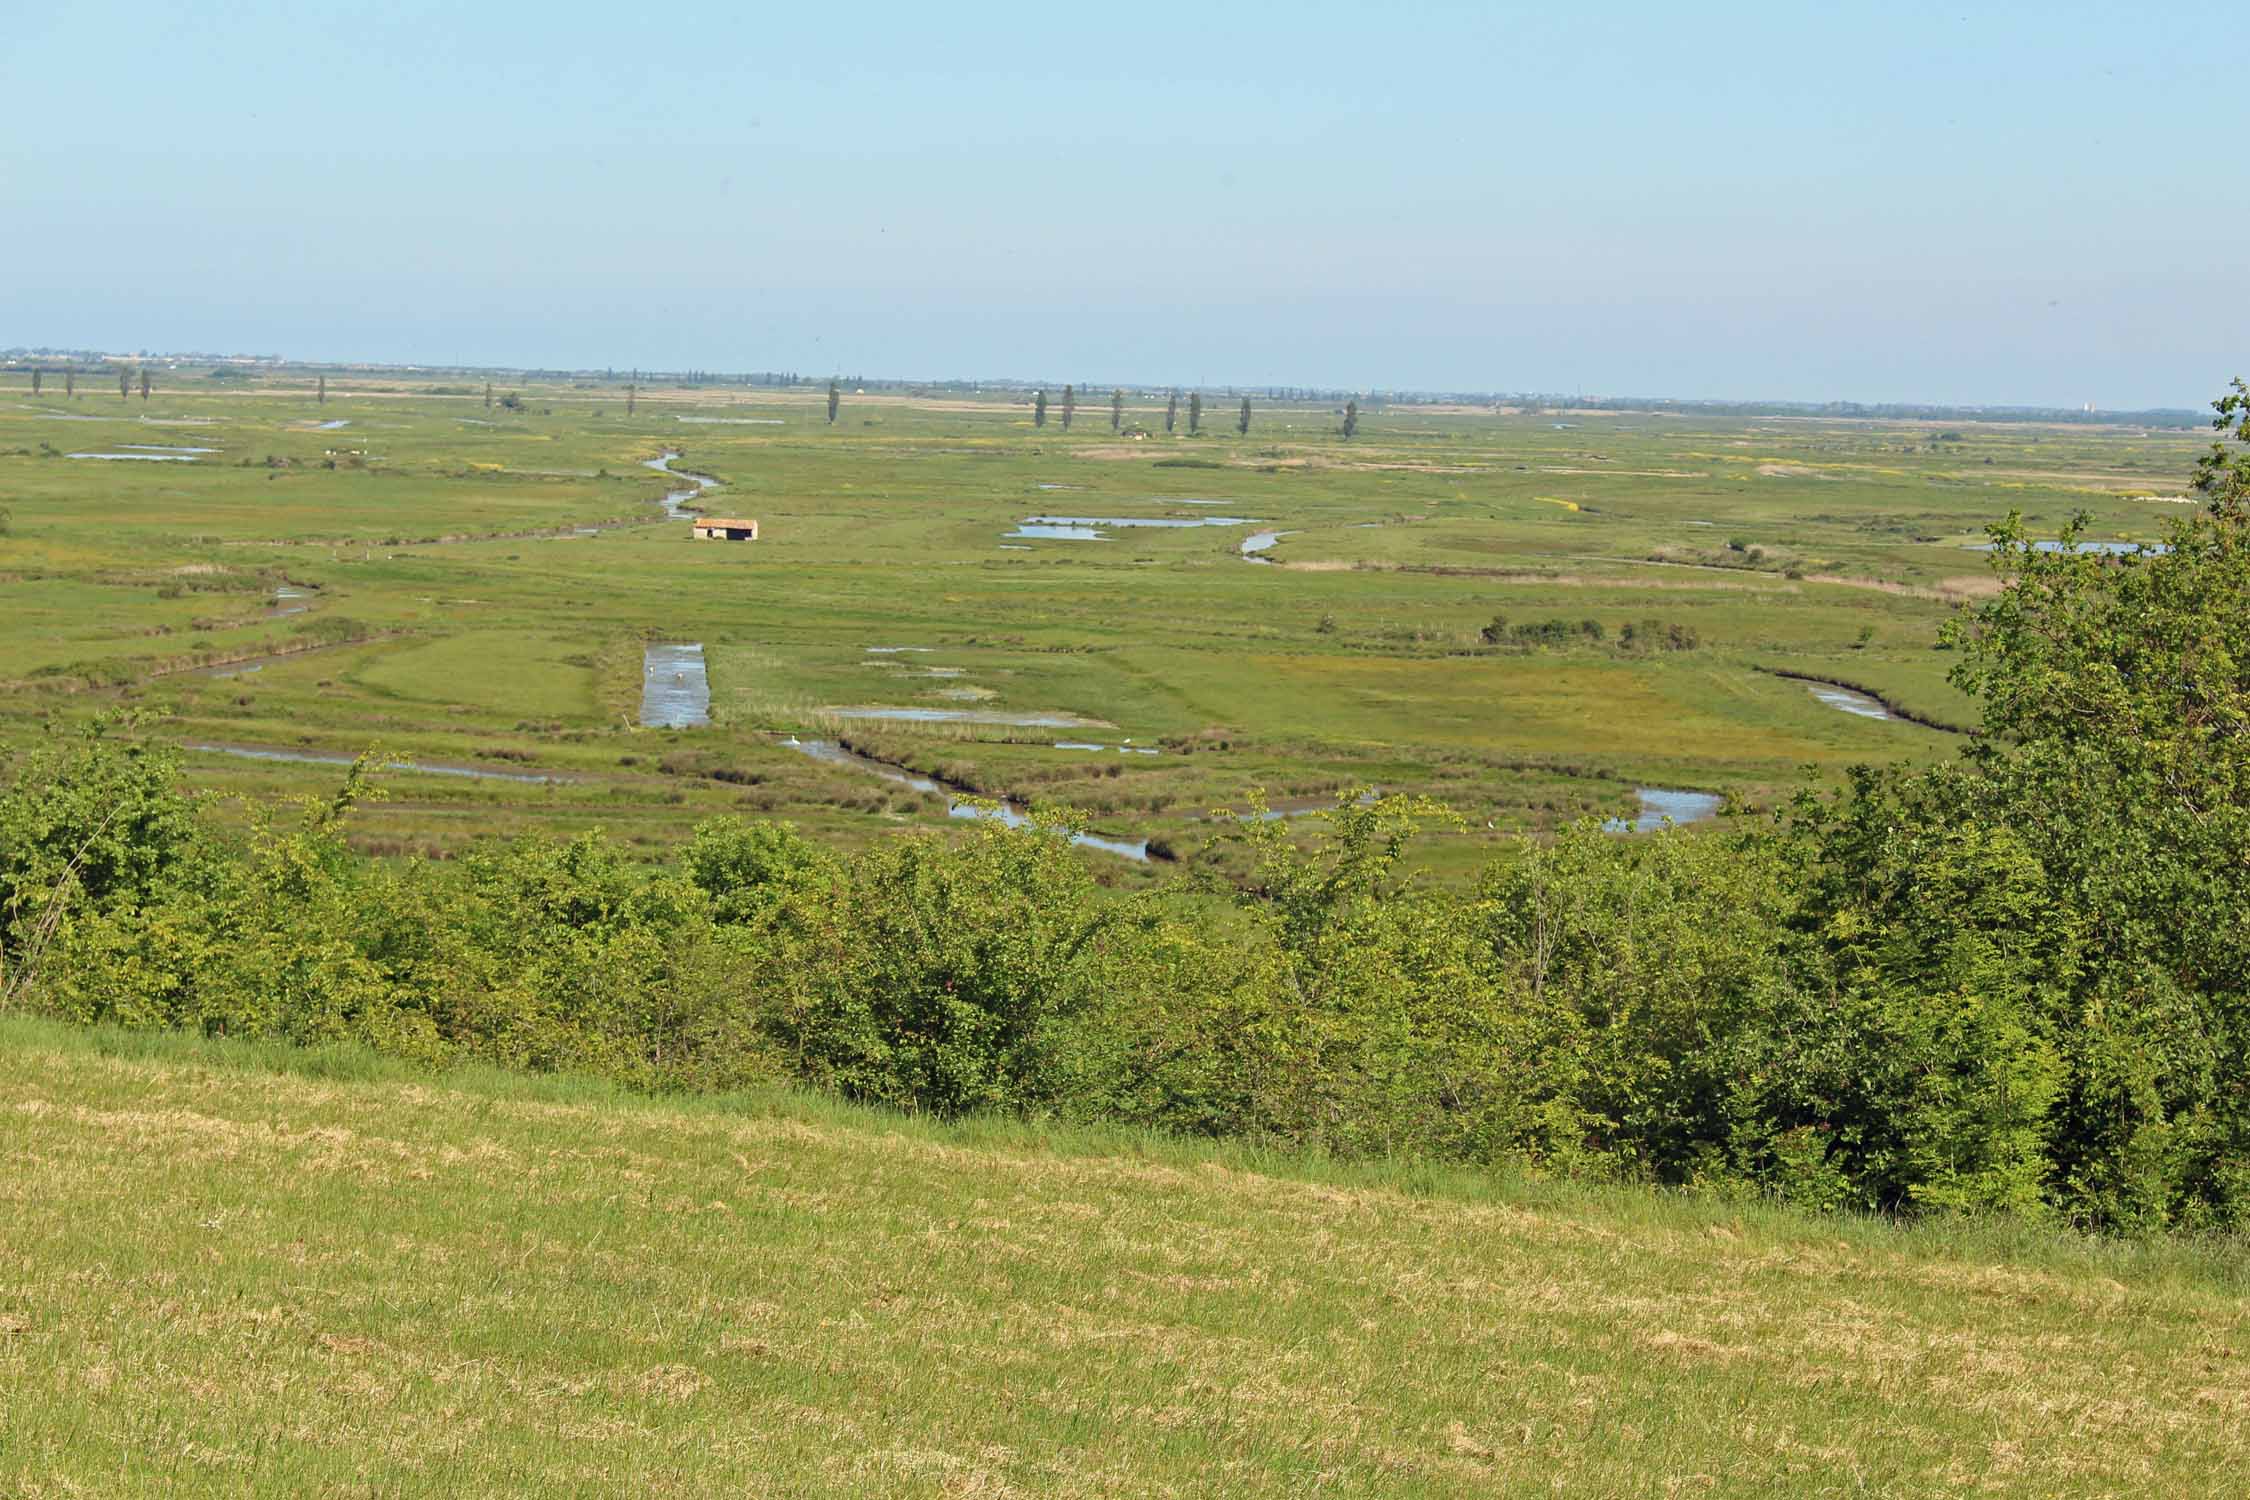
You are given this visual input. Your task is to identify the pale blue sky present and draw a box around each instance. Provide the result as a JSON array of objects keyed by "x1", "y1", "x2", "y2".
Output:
[{"x1": 2, "y1": 0, "x2": 2237, "y2": 407}]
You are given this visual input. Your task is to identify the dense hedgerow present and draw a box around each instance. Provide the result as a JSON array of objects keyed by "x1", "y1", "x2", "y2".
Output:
[{"x1": 5, "y1": 385, "x2": 2248, "y2": 1231}]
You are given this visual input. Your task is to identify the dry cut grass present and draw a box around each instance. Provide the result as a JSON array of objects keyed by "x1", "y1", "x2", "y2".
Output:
[{"x1": 1, "y1": 1020, "x2": 2246, "y2": 1496}]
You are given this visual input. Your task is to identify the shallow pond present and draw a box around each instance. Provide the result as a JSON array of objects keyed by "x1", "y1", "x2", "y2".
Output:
[
  {"x1": 1007, "y1": 514, "x2": 1259, "y2": 541},
  {"x1": 1603, "y1": 788, "x2": 1723, "y2": 834},
  {"x1": 1240, "y1": 530, "x2": 1292, "y2": 562},
  {"x1": 826, "y1": 706, "x2": 1100, "y2": 728},
  {"x1": 68, "y1": 451, "x2": 199, "y2": 462},
  {"x1": 784, "y1": 738, "x2": 1149, "y2": 860},
  {"x1": 1010, "y1": 524, "x2": 1106, "y2": 540},
  {"x1": 1027, "y1": 515, "x2": 1258, "y2": 528},
  {"x1": 1963, "y1": 539, "x2": 2168, "y2": 555},
  {"x1": 185, "y1": 742, "x2": 567, "y2": 783},
  {"x1": 641, "y1": 643, "x2": 711, "y2": 727}
]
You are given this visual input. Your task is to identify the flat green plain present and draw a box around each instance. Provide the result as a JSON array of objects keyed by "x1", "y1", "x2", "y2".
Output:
[{"x1": 0, "y1": 375, "x2": 2208, "y2": 876}]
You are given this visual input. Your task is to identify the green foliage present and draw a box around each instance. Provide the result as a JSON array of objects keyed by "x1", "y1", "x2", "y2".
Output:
[
  {"x1": 754, "y1": 815, "x2": 1117, "y2": 1115},
  {"x1": 0, "y1": 720, "x2": 206, "y2": 979}
]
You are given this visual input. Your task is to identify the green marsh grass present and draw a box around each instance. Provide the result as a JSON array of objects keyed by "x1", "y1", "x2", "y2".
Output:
[{"x1": 1, "y1": 1016, "x2": 2245, "y2": 1496}]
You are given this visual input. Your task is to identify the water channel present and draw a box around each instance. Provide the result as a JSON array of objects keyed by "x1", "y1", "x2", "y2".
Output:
[
  {"x1": 642, "y1": 450, "x2": 721, "y2": 519},
  {"x1": 784, "y1": 737, "x2": 1150, "y2": 861},
  {"x1": 1803, "y1": 682, "x2": 1895, "y2": 721},
  {"x1": 641, "y1": 643, "x2": 712, "y2": 727},
  {"x1": 1603, "y1": 788, "x2": 1723, "y2": 834},
  {"x1": 185, "y1": 742, "x2": 568, "y2": 783}
]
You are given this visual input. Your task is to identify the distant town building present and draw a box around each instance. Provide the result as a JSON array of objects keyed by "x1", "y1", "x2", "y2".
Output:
[{"x1": 691, "y1": 517, "x2": 760, "y2": 541}]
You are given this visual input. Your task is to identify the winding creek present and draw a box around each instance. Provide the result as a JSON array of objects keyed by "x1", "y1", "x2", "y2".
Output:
[
  {"x1": 784, "y1": 737, "x2": 1151, "y2": 861},
  {"x1": 642, "y1": 450, "x2": 720, "y2": 519}
]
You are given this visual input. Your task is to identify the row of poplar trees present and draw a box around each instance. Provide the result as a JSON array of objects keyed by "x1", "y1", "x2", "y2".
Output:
[
  {"x1": 23, "y1": 367, "x2": 152, "y2": 400},
  {"x1": 1024, "y1": 385, "x2": 1359, "y2": 439}
]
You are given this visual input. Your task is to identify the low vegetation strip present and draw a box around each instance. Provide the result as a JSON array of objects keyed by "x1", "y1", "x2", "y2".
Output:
[{"x1": 1, "y1": 1018, "x2": 2245, "y2": 1498}]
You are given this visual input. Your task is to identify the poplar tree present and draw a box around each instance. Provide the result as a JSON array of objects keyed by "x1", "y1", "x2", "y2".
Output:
[
  {"x1": 29, "y1": 370, "x2": 39, "y2": 396},
  {"x1": 140, "y1": 369, "x2": 150, "y2": 401},
  {"x1": 1061, "y1": 384, "x2": 1075, "y2": 431},
  {"x1": 119, "y1": 367, "x2": 131, "y2": 400},
  {"x1": 484, "y1": 381, "x2": 492, "y2": 410},
  {"x1": 1034, "y1": 389, "x2": 1048, "y2": 428},
  {"x1": 1111, "y1": 389, "x2": 1123, "y2": 431},
  {"x1": 1238, "y1": 397, "x2": 1251, "y2": 436},
  {"x1": 827, "y1": 378, "x2": 840, "y2": 424},
  {"x1": 318, "y1": 375, "x2": 326, "y2": 405},
  {"x1": 1165, "y1": 390, "x2": 1178, "y2": 433},
  {"x1": 1342, "y1": 399, "x2": 1358, "y2": 440},
  {"x1": 1188, "y1": 392, "x2": 1202, "y2": 435},
  {"x1": 65, "y1": 369, "x2": 74, "y2": 399},
  {"x1": 626, "y1": 383, "x2": 636, "y2": 416}
]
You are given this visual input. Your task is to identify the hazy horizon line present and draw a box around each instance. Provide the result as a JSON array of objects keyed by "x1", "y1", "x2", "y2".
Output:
[{"x1": 0, "y1": 342, "x2": 2220, "y2": 420}]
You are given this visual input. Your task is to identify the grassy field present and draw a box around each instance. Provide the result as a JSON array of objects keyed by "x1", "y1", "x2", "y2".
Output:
[
  {"x1": 1, "y1": 1017, "x2": 2245, "y2": 1496},
  {"x1": 0, "y1": 371, "x2": 2210, "y2": 879}
]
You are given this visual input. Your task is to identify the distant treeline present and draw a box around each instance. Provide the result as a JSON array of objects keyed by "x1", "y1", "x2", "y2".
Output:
[{"x1": 3, "y1": 352, "x2": 2196, "y2": 424}]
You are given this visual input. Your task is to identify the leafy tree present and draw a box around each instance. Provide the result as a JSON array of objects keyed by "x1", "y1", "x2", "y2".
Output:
[
  {"x1": 1238, "y1": 396, "x2": 1251, "y2": 436},
  {"x1": 139, "y1": 369, "x2": 150, "y2": 401},
  {"x1": 827, "y1": 378, "x2": 841, "y2": 425},
  {"x1": 758, "y1": 817, "x2": 1117, "y2": 1115},
  {"x1": 1061, "y1": 384, "x2": 1075, "y2": 431},
  {"x1": 1342, "y1": 398, "x2": 1358, "y2": 440},
  {"x1": 1033, "y1": 389, "x2": 1047, "y2": 428},
  {"x1": 0, "y1": 721, "x2": 206, "y2": 996},
  {"x1": 1111, "y1": 388, "x2": 1123, "y2": 432},
  {"x1": 317, "y1": 375, "x2": 326, "y2": 405},
  {"x1": 118, "y1": 367, "x2": 130, "y2": 400},
  {"x1": 1775, "y1": 381, "x2": 2250, "y2": 1226},
  {"x1": 1188, "y1": 392, "x2": 1202, "y2": 436},
  {"x1": 30, "y1": 369, "x2": 39, "y2": 396},
  {"x1": 1165, "y1": 390, "x2": 1178, "y2": 434},
  {"x1": 681, "y1": 818, "x2": 828, "y2": 925},
  {"x1": 64, "y1": 369, "x2": 73, "y2": 399}
]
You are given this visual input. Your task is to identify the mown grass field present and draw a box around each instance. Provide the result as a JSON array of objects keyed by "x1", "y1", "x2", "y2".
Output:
[
  {"x1": 1, "y1": 1018, "x2": 2245, "y2": 1496},
  {"x1": 0, "y1": 371, "x2": 2209, "y2": 878}
]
